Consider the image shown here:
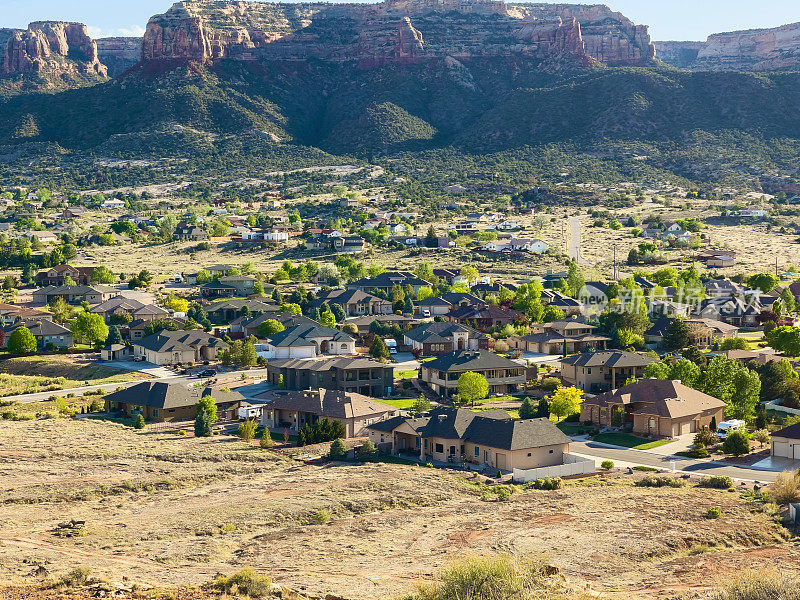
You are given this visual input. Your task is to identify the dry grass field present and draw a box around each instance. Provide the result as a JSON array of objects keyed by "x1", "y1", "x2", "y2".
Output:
[{"x1": 0, "y1": 416, "x2": 797, "y2": 599}]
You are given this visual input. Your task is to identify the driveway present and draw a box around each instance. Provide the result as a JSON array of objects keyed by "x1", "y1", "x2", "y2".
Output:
[
  {"x1": 103, "y1": 360, "x2": 176, "y2": 379},
  {"x1": 392, "y1": 353, "x2": 420, "y2": 370},
  {"x1": 570, "y1": 440, "x2": 779, "y2": 482},
  {"x1": 645, "y1": 433, "x2": 697, "y2": 456}
]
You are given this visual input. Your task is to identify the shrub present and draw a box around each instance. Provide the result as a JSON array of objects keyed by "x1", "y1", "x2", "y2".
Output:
[
  {"x1": 699, "y1": 475, "x2": 734, "y2": 489},
  {"x1": 723, "y1": 430, "x2": 751, "y2": 456},
  {"x1": 60, "y1": 566, "x2": 92, "y2": 587},
  {"x1": 694, "y1": 429, "x2": 718, "y2": 447},
  {"x1": 635, "y1": 476, "x2": 687, "y2": 488},
  {"x1": 524, "y1": 477, "x2": 563, "y2": 491},
  {"x1": 601, "y1": 460, "x2": 614, "y2": 471},
  {"x1": 212, "y1": 568, "x2": 271, "y2": 598},
  {"x1": 408, "y1": 553, "x2": 559, "y2": 600},
  {"x1": 540, "y1": 377, "x2": 561, "y2": 392},
  {"x1": 238, "y1": 419, "x2": 258, "y2": 442},
  {"x1": 306, "y1": 508, "x2": 331, "y2": 524},
  {"x1": 706, "y1": 507, "x2": 722, "y2": 519},
  {"x1": 683, "y1": 445, "x2": 710, "y2": 459},
  {"x1": 133, "y1": 414, "x2": 145, "y2": 429},
  {"x1": 178, "y1": 429, "x2": 187, "y2": 436},
  {"x1": 329, "y1": 439, "x2": 348, "y2": 460},
  {"x1": 719, "y1": 569, "x2": 800, "y2": 600},
  {"x1": 768, "y1": 470, "x2": 800, "y2": 505},
  {"x1": 358, "y1": 439, "x2": 378, "y2": 462},
  {"x1": 297, "y1": 417, "x2": 346, "y2": 446},
  {"x1": 632, "y1": 466, "x2": 658, "y2": 472},
  {"x1": 259, "y1": 433, "x2": 274, "y2": 449}
]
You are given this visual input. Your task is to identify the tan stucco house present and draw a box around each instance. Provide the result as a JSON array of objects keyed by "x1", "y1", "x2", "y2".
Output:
[
  {"x1": 560, "y1": 351, "x2": 656, "y2": 393},
  {"x1": 580, "y1": 379, "x2": 726, "y2": 438},
  {"x1": 133, "y1": 330, "x2": 229, "y2": 365}
]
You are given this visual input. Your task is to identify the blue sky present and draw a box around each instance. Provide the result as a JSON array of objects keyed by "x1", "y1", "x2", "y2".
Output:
[{"x1": 3, "y1": 0, "x2": 799, "y2": 41}]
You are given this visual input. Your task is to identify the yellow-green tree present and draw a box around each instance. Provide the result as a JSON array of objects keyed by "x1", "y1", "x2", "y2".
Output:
[
  {"x1": 457, "y1": 371, "x2": 489, "y2": 406},
  {"x1": 549, "y1": 386, "x2": 584, "y2": 421}
]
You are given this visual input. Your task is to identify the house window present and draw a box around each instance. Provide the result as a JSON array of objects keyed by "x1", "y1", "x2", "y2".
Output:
[
  {"x1": 474, "y1": 446, "x2": 480, "y2": 457},
  {"x1": 435, "y1": 443, "x2": 444, "y2": 454},
  {"x1": 153, "y1": 410, "x2": 159, "y2": 418},
  {"x1": 527, "y1": 452, "x2": 532, "y2": 457},
  {"x1": 484, "y1": 450, "x2": 488, "y2": 462},
  {"x1": 549, "y1": 449, "x2": 554, "y2": 454}
]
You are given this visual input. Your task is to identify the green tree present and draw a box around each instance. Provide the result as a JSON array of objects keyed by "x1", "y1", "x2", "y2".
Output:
[
  {"x1": 238, "y1": 419, "x2": 257, "y2": 442},
  {"x1": 662, "y1": 318, "x2": 690, "y2": 351},
  {"x1": 7, "y1": 326, "x2": 37, "y2": 355},
  {"x1": 105, "y1": 325, "x2": 122, "y2": 347},
  {"x1": 49, "y1": 297, "x2": 72, "y2": 323},
  {"x1": 411, "y1": 395, "x2": 431, "y2": 415},
  {"x1": 358, "y1": 439, "x2": 378, "y2": 461},
  {"x1": 549, "y1": 386, "x2": 584, "y2": 421},
  {"x1": 518, "y1": 397, "x2": 535, "y2": 419},
  {"x1": 727, "y1": 369, "x2": 761, "y2": 421},
  {"x1": 257, "y1": 319, "x2": 285, "y2": 338},
  {"x1": 669, "y1": 358, "x2": 701, "y2": 388},
  {"x1": 329, "y1": 439, "x2": 348, "y2": 460},
  {"x1": 540, "y1": 305, "x2": 565, "y2": 323},
  {"x1": 566, "y1": 261, "x2": 585, "y2": 298},
  {"x1": 460, "y1": 266, "x2": 479, "y2": 285},
  {"x1": 195, "y1": 411, "x2": 212, "y2": 438},
  {"x1": 240, "y1": 340, "x2": 258, "y2": 367},
  {"x1": 320, "y1": 307, "x2": 336, "y2": 328},
  {"x1": 722, "y1": 430, "x2": 750, "y2": 456},
  {"x1": 196, "y1": 395, "x2": 218, "y2": 425},
  {"x1": 91, "y1": 265, "x2": 116, "y2": 283},
  {"x1": 781, "y1": 288, "x2": 796, "y2": 313},
  {"x1": 457, "y1": 371, "x2": 489, "y2": 406},
  {"x1": 369, "y1": 336, "x2": 390, "y2": 360},
  {"x1": 643, "y1": 361, "x2": 671, "y2": 380},
  {"x1": 720, "y1": 336, "x2": 750, "y2": 351},
  {"x1": 70, "y1": 312, "x2": 109, "y2": 346},
  {"x1": 535, "y1": 397, "x2": 550, "y2": 418},
  {"x1": 425, "y1": 225, "x2": 439, "y2": 248},
  {"x1": 280, "y1": 303, "x2": 302, "y2": 315},
  {"x1": 748, "y1": 273, "x2": 780, "y2": 293},
  {"x1": 134, "y1": 414, "x2": 145, "y2": 429}
]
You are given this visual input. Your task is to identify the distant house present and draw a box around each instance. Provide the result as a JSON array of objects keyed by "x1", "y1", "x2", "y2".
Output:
[
  {"x1": 580, "y1": 379, "x2": 725, "y2": 438},
  {"x1": 684, "y1": 318, "x2": 740, "y2": 347},
  {"x1": 255, "y1": 323, "x2": 356, "y2": 360},
  {"x1": 105, "y1": 382, "x2": 242, "y2": 422},
  {"x1": 265, "y1": 356, "x2": 395, "y2": 397},
  {"x1": 346, "y1": 271, "x2": 433, "y2": 294},
  {"x1": 415, "y1": 292, "x2": 481, "y2": 317},
  {"x1": 24, "y1": 231, "x2": 58, "y2": 244},
  {"x1": 509, "y1": 319, "x2": 609, "y2": 355},
  {"x1": 560, "y1": 351, "x2": 656, "y2": 393},
  {"x1": 404, "y1": 322, "x2": 489, "y2": 356},
  {"x1": 175, "y1": 223, "x2": 208, "y2": 241},
  {"x1": 366, "y1": 407, "x2": 571, "y2": 472},
  {"x1": 205, "y1": 299, "x2": 279, "y2": 323},
  {"x1": 769, "y1": 422, "x2": 800, "y2": 461},
  {"x1": 132, "y1": 330, "x2": 229, "y2": 365},
  {"x1": 310, "y1": 289, "x2": 393, "y2": 317},
  {"x1": 726, "y1": 207, "x2": 768, "y2": 218},
  {"x1": 199, "y1": 281, "x2": 239, "y2": 299},
  {"x1": 341, "y1": 314, "x2": 419, "y2": 335},
  {"x1": 444, "y1": 304, "x2": 524, "y2": 332},
  {"x1": 420, "y1": 350, "x2": 526, "y2": 399},
  {"x1": 100, "y1": 199, "x2": 125, "y2": 209},
  {"x1": 32, "y1": 285, "x2": 119, "y2": 306},
  {"x1": 3, "y1": 320, "x2": 72, "y2": 350},
  {"x1": 36, "y1": 265, "x2": 96, "y2": 286},
  {"x1": 0, "y1": 303, "x2": 52, "y2": 327},
  {"x1": 90, "y1": 297, "x2": 169, "y2": 323},
  {"x1": 257, "y1": 388, "x2": 398, "y2": 437},
  {"x1": 62, "y1": 206, "x2": 87, "y2": 219},
  {"x1": 696, "y1": 297, "x2": 762, "y2": 328},
  {"x1": 482, "y1": 239, "x2": 548, "y2": 254}
]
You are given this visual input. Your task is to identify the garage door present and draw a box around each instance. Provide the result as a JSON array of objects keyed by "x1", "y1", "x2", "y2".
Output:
[
  {"x1": 773, "y1": 441, "x2": 790, "y2": 458},
  {"x1": 496, "y1": 454, "x2": 507, "y2": 470},
  {"x1": 681, "y1": 421, "x2": 691, "y2": 435},
  {"x1": 793, "y1": 445, "x2": 800, "y2": 461}
]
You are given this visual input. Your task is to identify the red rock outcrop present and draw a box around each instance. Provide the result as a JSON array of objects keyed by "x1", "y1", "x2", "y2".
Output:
[
  {"x1": 3, "y1": 22, "x2": 107, "y2": 77},
  {"x1": 656, "y1": 22, "x2": 800, "y2": 71},
  {"x1": 138, "y1": 0, "x2": 653, "y2": 69}
]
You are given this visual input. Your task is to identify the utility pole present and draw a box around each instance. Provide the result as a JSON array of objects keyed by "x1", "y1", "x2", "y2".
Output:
[{"x1": 613, "y1": 244, "x2": 617, "y2": 281}]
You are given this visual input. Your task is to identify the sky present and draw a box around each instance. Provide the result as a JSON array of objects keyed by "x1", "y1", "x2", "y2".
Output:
[{"x1": 3, "y1": 0, "x2": 799, "y2": 41}]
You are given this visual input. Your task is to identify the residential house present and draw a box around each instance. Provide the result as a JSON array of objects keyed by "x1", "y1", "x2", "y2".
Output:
[
  {"x1": 126, "y1": 317, "x2": 186, "y2": 341},
  {"x1": 0, "y1": 303, "x2": 52, "y2": 327},
  {"x1": 218, "y1": 275, "x2": 256, "y2": 296},
  {"x1": 560, "y1": 351, "x2": 656, "y2": 393},
  {"x1": 90, "y1": 297, "x2": 169, "y2": 323},
  {"x1": 580, "y1": 379, "x2": 726, "y2": 438},
  {"x1": 481, "y1": 239, "x2": 548, "y2": 254},
  {"x1": 255, "y1": 323, "x2": 356, "y2": 360},
  {"x1": 472, "y1": 282, "x2": 519, "y2": 296},
  {"x1": 416, "y1": 292, "x2": 481, "y2": 317},
  {"x1": 420, "y1": 350, "x2": 526, "y2": 399},
  {"x1": 696, "y1": 297, "x2": 762, "y2": 328},
  {"x1": 199, "y1": 281, "x2": 239, "y2": 299},
  {"x1": 205, "y1": 299, "x2": 280, "y2": 323},
  {"x1": 404, "y1": 322, "x2": 489, "y2": 356},
  {"x1": 32, "y1": 285, "x2": 119, "y2": 306},
  {"x1": 36, "y1": 264, "x2": 96, "y2": 286},
  {"x1": 105, "y1": 382, "x2": 242, "y2": 422},
  {"x1": 265, "y1": 356, "x2": 395, "y2": 397},
  {"x1": 24, "y1": 231, "x2": 58, "y2": 244},
  {"x1": 133, "y1": 330, "x2": 229, "y2": 365},
  {"x1": 769, "y1": 422, "x2": 800, "y2": 461},
  {"x1": 347, "y1": 271, "x2": 433, "y2": 294},
  {"x1": 100, "y1": 199, "x2": 125, "y2": 209},
  {"x1": 366, "y1": 407, "x2": 571, "y2": 472},
  {"x1": 444, "y1": 304, "x2": 524, "y2": 332},
  {"x1": 257, "y1": 388, "x2": 398, "y2": 437},
  {"x1": 228, "y1": 313, "x2": 315, "y2": 338},
  {"x1": 543, "y1": 290, "x2": 585, "y2": 316},
  {"x1": 704, "y1": 279, "x2": 747, "y2": 298},
  {"x1": 684, "y1": 317, "x2": 740, "y2": 347},
  {"x1": 726, "y1": 207, "x2": 769, "y2": 218},
  {"x1": 342, "y1": 314, "x2": 419, "y2": 335},
  {"x1": 174, "y1": 223, "x2": 209, "y2": 241},
  {"x1": 509, "y1": 319, "x2": 609, "y2": 355},
  {"x1": 310, "y1": 289, "x2": 393, "y2": 317},
  {"x1": 62, "y1": 206, "x2": 87, "y2": 219},
  {"x1": 3, "y1": 320, "x2": 72, "y2": 350}
]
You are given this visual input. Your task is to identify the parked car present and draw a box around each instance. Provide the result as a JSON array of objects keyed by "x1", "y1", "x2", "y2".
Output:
[{"x1": 197, "y1": 369, "x2": 217, "y2": 378}]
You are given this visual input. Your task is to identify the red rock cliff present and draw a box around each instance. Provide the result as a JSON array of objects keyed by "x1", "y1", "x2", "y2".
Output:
[{"x1": 3, "y1": 22, "x2": 107, "y2": 77}]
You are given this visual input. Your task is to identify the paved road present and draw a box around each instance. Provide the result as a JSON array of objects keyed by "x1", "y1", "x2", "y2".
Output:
[{"x1": 571, "y1": 441, "x2": 779, "y2": 482}]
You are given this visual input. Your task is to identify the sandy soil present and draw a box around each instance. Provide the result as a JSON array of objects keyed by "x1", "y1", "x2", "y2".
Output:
[{"x1": 0, "y1": 418, "x2": 796, "y2": 600}]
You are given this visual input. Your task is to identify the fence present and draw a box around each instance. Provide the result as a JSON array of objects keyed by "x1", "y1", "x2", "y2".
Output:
[
  {"x1": 766, "y1": 399, "x2": 800, "y2": 416},
  {"x1": 512, "y1": 454, "x2": 596, "y2": 483}
]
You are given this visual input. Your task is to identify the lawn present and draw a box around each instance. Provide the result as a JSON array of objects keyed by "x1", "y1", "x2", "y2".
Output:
[
  {"x1": 380, "y1": 398, "x2": 419, "y2": 410},
  {"x1": 0, "y1": 356, "x2": 150, "y2": 397},
  {"x1": 395, "y1": 370, "x2": 419, "y2": 380},
  {"x1": 556, "y1": 422, "x2": 597, "y2": 435},
  {"x1": 592, "y1": 432, "x2": 673, "y2": 450}
]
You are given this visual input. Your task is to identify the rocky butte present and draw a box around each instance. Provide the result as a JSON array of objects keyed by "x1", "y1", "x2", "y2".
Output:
[
  {"x1": 656, "y1": 21, "x2": 800, "y2": 72},
  {"x1": 139, "y1": 0, "x2": 655, "y2": 69},
  {"x1": 2, "y1": 21, "x2": 108, "y2": 78}
]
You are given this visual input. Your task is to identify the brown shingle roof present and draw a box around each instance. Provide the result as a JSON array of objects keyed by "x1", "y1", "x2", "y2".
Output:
[{"x1": 584, "y1": 379, "x2": 725, "y2": 419}]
